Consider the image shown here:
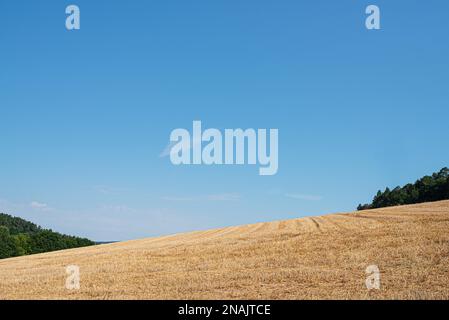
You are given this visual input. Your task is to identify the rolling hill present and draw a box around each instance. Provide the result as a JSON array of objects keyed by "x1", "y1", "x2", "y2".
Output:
[{"x1": 0, "y1": 200, "x2": 448, "y2": 299}]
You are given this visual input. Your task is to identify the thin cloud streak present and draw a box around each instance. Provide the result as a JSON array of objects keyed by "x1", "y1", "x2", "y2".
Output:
[{"x1": 30, "y1": 201, "x2": 55, "y2": 212}]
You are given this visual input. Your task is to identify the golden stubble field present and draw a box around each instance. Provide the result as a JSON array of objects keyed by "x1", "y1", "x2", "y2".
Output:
[{"x1": 0, "y1": 201, "x2": 448, "y2": 300}]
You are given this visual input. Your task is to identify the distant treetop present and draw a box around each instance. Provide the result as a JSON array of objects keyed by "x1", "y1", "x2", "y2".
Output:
[
  {"x1": 0, "y1": 213, "x2": 94, "y2": 259},
  {"x1": 357, "y1": 167, "x2": 449, "y2": 210}
]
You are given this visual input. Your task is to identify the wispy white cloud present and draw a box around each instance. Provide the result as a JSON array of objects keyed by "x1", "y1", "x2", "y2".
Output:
[
  {"x1": 162, "y1": 193, "x2": 241, "y2": 202},
  {"x1": 1, "y1": 198, "x2": 55, "y2": 213},
  {"x1": 30, "y1": 201, "x2": 53, "y2": 211},
  {"x1": 284, "y1": 193, "x2": 323, "y2": 201}
]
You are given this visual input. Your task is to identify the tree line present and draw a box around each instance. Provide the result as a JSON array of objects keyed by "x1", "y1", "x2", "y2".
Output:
[
  {"x1": 0, "y1": 213, "x2": 94, "y2": 259},
  {"x1": 357, "y1": 167, "x2": 449, "y2": 210}
]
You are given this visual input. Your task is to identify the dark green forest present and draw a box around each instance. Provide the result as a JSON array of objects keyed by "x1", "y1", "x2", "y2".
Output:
[
  {"x1": 0, "y1": 213, "x2": 94, "y2": 259},
  {"x1": 358, "y1": 167, "x2": 449, "y2": 210}
]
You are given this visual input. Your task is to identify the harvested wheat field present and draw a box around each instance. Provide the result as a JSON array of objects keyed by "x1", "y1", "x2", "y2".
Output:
[{"x1": 0, "y1": 201, "x2": 449, "y2": 300}]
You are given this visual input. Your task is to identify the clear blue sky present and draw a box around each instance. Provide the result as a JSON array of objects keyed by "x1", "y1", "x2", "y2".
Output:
[{"x1": 1, "y1": 1, "x2": 448, "y2": 241}]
